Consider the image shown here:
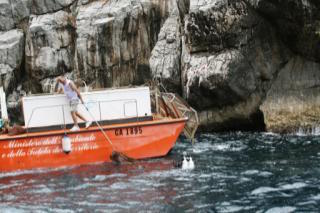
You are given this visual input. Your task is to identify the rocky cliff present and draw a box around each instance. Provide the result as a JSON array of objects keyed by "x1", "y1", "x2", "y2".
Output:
[{"x1": 0, "y1": 0, "x2": 319, "y2": 133}]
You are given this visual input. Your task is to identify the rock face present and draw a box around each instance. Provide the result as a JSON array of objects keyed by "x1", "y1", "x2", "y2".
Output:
[
  {"x1": 11, "y1": 0, "x2": 31, "y2": 23},
  {"x1": 180, "y1": 0, "x2": 290, "y2": 130},
  {"x1": 0, "y1": 0, "x2": 319, "y2": 132},
  {"x1": 0, "y1": 29, "x2": 24, "y2": 93},
  {"x1": 257, "y1": 0, "x2": 320, "y2": 132},
  {"x1": 25, "y1": 11, "x2": 75, "y2": 83},
  {"x1": 149, "y1": 16, "x2": 182, "y2": 92},
  {"x1": 31, "y1": 0, "x2": 75, "y2": 15},
  {"x1": 74, "y1": 0, "x2": 162, "y2": 88},
  {"x1": 261, "y1": 57, "x2": 320, "y2": 133},
  {"x1": 0, "y1": 0, "x2": 15, "y2": 31},
  {"x1": 253, "y1": 0, "x2": 320, "y2": 62}
]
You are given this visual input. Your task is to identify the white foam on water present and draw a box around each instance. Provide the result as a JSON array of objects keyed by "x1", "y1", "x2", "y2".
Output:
[
  {"x1": 191, "y1": 138, "x2": 247, "y2": 154},
  {"x1": 194, "y1": 203, "x2": 215, "y2": 209},
  {"x1": 0, "y1": 165, "x2": 83, "y2": 179},
  {"x1": 77, "y1": 201, "x2": 131, "y2": 210},
  {"x1": 93, "y1": 175, "x2": 107, "y2": 181},
  {"x1": 216, "y1": 202, "x2": 244, "y2": 213},
  {"x1": 2, "y1": 194, "x2": 15, "y2": 201},
  {"x1": 221, "y1": 206, "x2": 243, "y2": 213},
  {"x1": 263, "y1": 132, "x2": 280, "y2": 136},
  {"x1": 130, "y1": 178, "x2": 165, "y2": 188},
  {"x1": 265, "y1": 207, "x2": 296, "y2": 213},
  {"x1": 311, "y1": 194, "x2": 320, "y2": 200},
  {"x1": 215, "y1": 144, "x2": 232, "y2": 151},
  {"x1": 148, "y1": 169, "x2": 198, "y2": 180},
  {"x1": 242, "y1": 170, "x2": 259, "y2": 175},
  {"x1": 251, "y1": 182, "x2": 308, "y2": 196},
  {"x1": 173, "y1": 192, "x2": 195, "y2": 200},
  {"x1": 251, "y1": 187, "x2": 279, "y2": 195},
  {"x1": 93, "y1": 208, "x2": 120, "y2": 213},
  {"x1": 0, "y1": 170, "x2": 38, "y2": 179},
  {"x1": 71, "y1": 183, "x2": 94, "y2": 191},
  {"x1": 32, "y1": 184, "x2": 53, "y2": 194},
  {"x1": 174, "y1": 176, "x2": 193, "y2": 181},
  {"x1": 198, "y1": 173, "x2": 214, "y2": 178},
  {"x1": 0, "y1": 207, "x2": 26, "y2": 213},
  {"x1": 294, "y1": 126, "x2": 320, "y2": 136},
  {"x1": 105, "y1": 173, "x2": 127, "y2": 178},
  {"x1": 192, "y1": 142, "x2": 215, "y2": 153},
  {"x1": 84, "y1": 173, "x2": 127, "y2": 182},
  {"x1": 242, "y1": 170, "x2": 273, "y2": 178},
  {"x1": 192, "y1": 147, "x2": 207, "y2": 154},
  {"x1": 49, "y1": 209, "x2": 74, "y2": 213},
  {"x1": 259, "y1": 171, "x2": 273, "y2": 177},
  {"x1": 280, "y1": 182, "x2": 308, "y2": 190},
  {"x1": 239, "y1": 177, "x2": 251, "y2": 183},
  {"x1": 297, "y1": 200, "x2": 317, "y2": 206},
  {"x1": 109, "y1": 182, "x2": 129, "y2": 190},
  {"x1": 0, "y1": 182, "x2": 21, "y2": 190}
]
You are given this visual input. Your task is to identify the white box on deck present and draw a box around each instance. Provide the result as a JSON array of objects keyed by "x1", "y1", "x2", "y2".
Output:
[{"x1": 22, "y1": 87, "x2": 152, "y2": 128}]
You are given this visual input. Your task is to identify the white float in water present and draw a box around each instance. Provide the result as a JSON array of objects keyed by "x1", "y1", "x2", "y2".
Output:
[
  {"x1": 188, "y1": 155, "x2": 195, "y2": 170},
  {"x1": 182, "y1": 151, "x2": 195, "y2": 170},
  {"x1": 62, "y1": 135, "x2": 71, "y2": 154},
  {"x1": 182, "y1": 152, "x2": 188, "y2": 169}
]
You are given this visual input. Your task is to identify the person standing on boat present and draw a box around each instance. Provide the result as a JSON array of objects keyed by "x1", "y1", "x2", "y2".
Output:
[{"x1": 56, "y1": 76, "x2": 92, "y2": 131}]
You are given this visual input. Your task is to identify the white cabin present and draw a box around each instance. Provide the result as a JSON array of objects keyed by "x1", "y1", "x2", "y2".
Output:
[{"x1": 22, "y1": 87, "x2": 152, "y2": 130}]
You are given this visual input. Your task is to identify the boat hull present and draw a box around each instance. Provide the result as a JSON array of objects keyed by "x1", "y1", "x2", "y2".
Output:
[{"x1": 0, "y1": 118, "x2": 186, "y2": 172}]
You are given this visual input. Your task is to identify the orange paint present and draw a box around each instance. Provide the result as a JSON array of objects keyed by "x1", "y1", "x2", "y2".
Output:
[{"x1": 0, "y1": 118, "x2": 187, "y2": 172}]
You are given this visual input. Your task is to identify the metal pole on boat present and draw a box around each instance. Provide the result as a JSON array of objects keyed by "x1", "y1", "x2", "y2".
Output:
[
  {"x1": 84, "y1": 105, "x2": 114, "y2": 147},
  {"x1": 61, "y1": 105, "x2": 72, "y2": 154},
  {"x1": 62, "y1": 105, "x2": 66, "y2": 132},
  {"x1": 83, "y1": 104, "x2": 135, "y2": 163}
]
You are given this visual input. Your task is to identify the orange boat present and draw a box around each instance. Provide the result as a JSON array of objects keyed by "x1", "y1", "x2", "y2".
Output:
[{"x1": 0, "y1": 86, "x2": 198, "y2": 172}]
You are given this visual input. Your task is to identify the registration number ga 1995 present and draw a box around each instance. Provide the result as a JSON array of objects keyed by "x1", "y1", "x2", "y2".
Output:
[{"x1": 114, "y1": 127, "x2": 143, "y2": 136}]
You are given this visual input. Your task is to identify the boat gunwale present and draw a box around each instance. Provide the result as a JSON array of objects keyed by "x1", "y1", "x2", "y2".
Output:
[{"x1": 0, "y1": 117, "x2": 188, "y2": 141}]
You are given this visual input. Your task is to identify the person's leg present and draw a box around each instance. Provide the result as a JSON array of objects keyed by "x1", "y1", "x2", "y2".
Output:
[
  {"x1": 75, "y1": 111, "x2": 87, "y2": 122},
  {"x1": 70, "y1": 99, "x2": 92, "y2": 129},
  {"x1": 70, "y1": 100, "x2": 79, "y2": 128},
  {"x1": 76, "y1": 110, "x2": 92, "y2": 129},
  {"x1": 71, "y1": 111, "x2": 78, "y2": 126}
]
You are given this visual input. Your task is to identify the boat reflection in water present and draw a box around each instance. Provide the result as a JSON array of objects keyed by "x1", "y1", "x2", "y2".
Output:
[{"x1": 0, "y1": 157, "x2": 180, "y2": 211}]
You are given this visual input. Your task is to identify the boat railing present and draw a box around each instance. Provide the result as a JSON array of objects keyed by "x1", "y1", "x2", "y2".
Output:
[
  {"x1": 25, "y1": 99, "x2": 138, "y2": 132},
  {"x1": 86, "y1": 99, "x2": 138, "y2": 120},
  {"x1": 26, "y1": 104, "x2": 66, "y2": 133}
]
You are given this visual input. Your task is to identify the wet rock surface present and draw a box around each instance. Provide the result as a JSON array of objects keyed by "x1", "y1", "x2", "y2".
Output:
[
  {"x1": 74, "y1": 0, "x2": 161, "y2": 88},
  {"x1": 261, "y1": 57, "x2": 320, "y2": 133},
  {"x1": 0, "y1": 0, "x2": 318, "y2": 132},
  {"x1": 149, "y1": 15, "x2": 182, "y2": 92},
  {"x1": 181, "y1": 0, "x2": 290, "y2": 131},
  {"x1": 25, "y1": 10, "x2": 75, "y2": 81},
  {"x1": 0, "y1": 29, "x2": 24, "y2": 93},
  {"x1": 0, "y1": 0, "x2": 15, "y2": 31}
]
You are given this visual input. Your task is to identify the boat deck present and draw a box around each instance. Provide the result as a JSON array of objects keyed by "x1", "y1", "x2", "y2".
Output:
[{"x1": 0, "y1": 117, "x2": 187, "y2": 141}]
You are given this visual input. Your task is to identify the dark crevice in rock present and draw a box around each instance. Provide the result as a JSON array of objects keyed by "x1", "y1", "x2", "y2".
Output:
[{"x1": 198, "y1": 109, "x2": 266, "y2": 132}]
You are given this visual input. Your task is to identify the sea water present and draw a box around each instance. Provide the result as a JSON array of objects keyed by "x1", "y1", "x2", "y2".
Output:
[{"x1": 0, "y1": 132, "x2": 320, "y2": 212}]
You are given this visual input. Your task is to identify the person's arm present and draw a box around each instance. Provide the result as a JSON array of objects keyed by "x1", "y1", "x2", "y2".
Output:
[
  {"x1": 55, "y1": 82, "x2": 63, "y2": 94},
  {"x1": 70, "y1": 82, "x2": 84, "y2": 104},
  {"x1": 57, "y1": 87, "x2": 63, "y2": 94}
]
